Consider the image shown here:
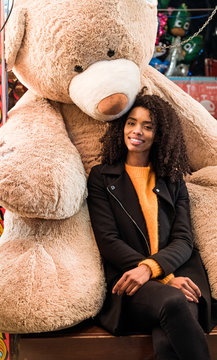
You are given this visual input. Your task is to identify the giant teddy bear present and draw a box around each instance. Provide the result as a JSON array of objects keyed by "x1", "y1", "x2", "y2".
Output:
[{"x1": 1, "y1": 0, "x2": 217, "y2": 333}]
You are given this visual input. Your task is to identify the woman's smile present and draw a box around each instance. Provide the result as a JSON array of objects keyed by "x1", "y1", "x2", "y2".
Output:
[{"x1": 128, "y1": 137, "x2": 145, "y2": 145}]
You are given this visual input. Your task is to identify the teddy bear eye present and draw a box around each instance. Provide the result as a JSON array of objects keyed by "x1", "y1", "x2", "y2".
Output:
[
  {"x1": 74, "y1": 65, "x2": 83, "y2": 73},
  {"x1": 107, "y1": 49, "x2": 115, "y2": 58}
]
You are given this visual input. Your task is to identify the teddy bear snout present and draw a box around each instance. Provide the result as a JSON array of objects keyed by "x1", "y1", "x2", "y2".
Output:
[
  {"x1": 97, "y1": 93, "x2": 128, "y2": 116},
  {"x1": 69, "y1": 59, "x2": 140, "y2": 121}
]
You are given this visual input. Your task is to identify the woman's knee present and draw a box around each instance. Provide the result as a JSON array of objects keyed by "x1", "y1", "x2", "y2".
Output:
[
  {"x1": 160, "y1": 287, "x2": 188, "y2": 318},
  {"x1": 125, "y1": 282, "x2": 188, "y2": 324}
]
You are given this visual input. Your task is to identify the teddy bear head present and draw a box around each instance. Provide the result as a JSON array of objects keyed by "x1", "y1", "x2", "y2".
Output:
[{"x1": 6, "y1": 0, "x2": 158, "y2": 120}]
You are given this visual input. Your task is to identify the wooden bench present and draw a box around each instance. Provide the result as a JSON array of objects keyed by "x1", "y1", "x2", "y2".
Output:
[{"x1": 9, "y1": 321, "x2": 217, "y2": 360}]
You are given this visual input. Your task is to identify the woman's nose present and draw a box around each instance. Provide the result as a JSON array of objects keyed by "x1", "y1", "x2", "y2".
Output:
[{"x1": 133, "y1": 127, "x2": 142, "y2": 135}]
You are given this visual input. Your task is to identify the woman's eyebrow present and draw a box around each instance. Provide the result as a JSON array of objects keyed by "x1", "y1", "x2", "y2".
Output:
[
  {"x1": 127, "y1": 116, "x2": 136, "y2": 121},
  {"x1": 127, "y1": 116, "x2": 152, "y2": 124}
]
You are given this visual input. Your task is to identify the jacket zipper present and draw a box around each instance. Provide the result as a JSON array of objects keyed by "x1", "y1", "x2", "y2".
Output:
[{"x1": 107, "y1": 187, "x2": 151, "y2": 255}]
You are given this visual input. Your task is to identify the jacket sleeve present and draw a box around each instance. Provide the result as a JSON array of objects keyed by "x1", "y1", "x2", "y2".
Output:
[
  {"x1": 150, "y1": 178, "x2": 193, "y2": 277},
  {"x1": 87, "y1": 166, "x2": 146, "y2": 273}
]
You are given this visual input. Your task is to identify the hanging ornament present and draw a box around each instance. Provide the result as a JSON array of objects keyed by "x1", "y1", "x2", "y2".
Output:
[
  {"x1": 149, "y1": 57, "x2": 170, "y2": 73},
  {"x1": 158, "y1": 0, "x2": 170, "y2": 9},
  {"x1": 181, "y1": 35, "x2": 203, "y2": 64},
  {"x1": 167, "y1": 3, "x2": 190, "y2": 38},
  {"x1": 156, "y1": 13, "x2": 168, "y2": 44},
  {"x1": 154, "y1": 35, "x2": 171, "y2": 61},
  {"x1": 164, "y1": 36, "x2": 183, "y2": 76}
]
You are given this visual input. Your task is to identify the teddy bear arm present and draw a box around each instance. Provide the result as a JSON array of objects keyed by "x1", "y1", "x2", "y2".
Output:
[
  {"x1": 142, "y1": 66, "x2": 217, "y2": 171},
  {"x1": 186, "y1": 165, "x2": 217, "y2": 300},
  {"x1": 0, "y1": 92, "x2": 87, "y2": 219}
]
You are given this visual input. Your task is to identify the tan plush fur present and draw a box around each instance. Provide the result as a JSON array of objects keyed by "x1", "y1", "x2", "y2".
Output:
[
  {"x1": 0, "y1": 93, "x2": 88, "y2": 218},
  {"x1": 0, "y1": 206, "x2": 105, "y2": 332},
  {"x1": 186, "y1": 167, "x2": 217, "y2": 299},
  {"x1": 0, "y1": 92, "x2": 106, "y2": 333},
  {"x1": 1, "y1": 0, "x2": 217, "y2": 333}
]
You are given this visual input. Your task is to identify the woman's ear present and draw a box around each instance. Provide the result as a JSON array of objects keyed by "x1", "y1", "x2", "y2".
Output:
[{"x1": 5, "y1": 7, "x2": 26, "y2": 71}]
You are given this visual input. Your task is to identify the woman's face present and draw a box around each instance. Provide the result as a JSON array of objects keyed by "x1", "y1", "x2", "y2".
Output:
[{"x1": 124, "y1": 106, "x2": 156, "y2": 161}]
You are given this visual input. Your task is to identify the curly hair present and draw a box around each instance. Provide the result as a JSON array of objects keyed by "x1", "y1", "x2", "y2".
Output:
[{"x1": 100, "y1": 91, "x2": 191, "y2": 182}]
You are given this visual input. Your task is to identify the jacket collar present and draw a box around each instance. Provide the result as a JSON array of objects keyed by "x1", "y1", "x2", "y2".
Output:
[
  {"x1": 101, "y1": 162, "x2": 174, "y2": 209},
  {"x1": 101, "y1": 162, "x2": 125, "y2": 176}
]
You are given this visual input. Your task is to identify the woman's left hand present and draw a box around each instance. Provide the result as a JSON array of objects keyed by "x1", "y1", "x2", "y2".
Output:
[
  {"x1": 112, "y1": 265, "x2": 152, "y2": 296},
  {"x1": 167, "y1": 276, "x2": 201, "y2": 303}
]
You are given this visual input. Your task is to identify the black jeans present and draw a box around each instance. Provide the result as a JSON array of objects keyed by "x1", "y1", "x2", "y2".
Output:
[{"x1": 122, "y1": 280, "x2": 210, "y2": 360}]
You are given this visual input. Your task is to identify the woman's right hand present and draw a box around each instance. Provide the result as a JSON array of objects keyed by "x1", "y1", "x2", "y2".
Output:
[
  {"x1": 167, "y1": 277, "x2": 201, "y2": 303},
  {"x1": 112, "y1": 264, "x2": 152, "y2": 296}
]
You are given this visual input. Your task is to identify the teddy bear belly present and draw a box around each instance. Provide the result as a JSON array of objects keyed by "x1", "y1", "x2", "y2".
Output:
[{"x1": 0, "y1": 206, "x2": 106, "y2": 333}]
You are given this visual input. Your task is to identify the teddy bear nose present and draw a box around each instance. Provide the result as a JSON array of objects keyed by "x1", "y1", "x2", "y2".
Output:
[{"x1": 98, "y1": 93, "x2": 128, "y2": 115}]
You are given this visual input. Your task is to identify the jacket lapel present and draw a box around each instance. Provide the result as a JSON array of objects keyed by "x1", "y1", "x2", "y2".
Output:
[
  {"x1": 102, "y1": 163, "x2": 150, "y2": 247},
  {"x1": 153, "y1": 178, "x2": 175, "y2": 210}
]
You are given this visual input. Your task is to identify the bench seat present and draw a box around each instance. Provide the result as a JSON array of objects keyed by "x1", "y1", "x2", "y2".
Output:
[{"x1": 10, "y1": 320, "x2": 217, "y2": 360}]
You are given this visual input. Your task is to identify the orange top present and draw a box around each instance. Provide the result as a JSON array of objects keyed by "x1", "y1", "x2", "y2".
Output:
[{"x1": 125, "y1": 163, "x2": 174, "y2": 284}]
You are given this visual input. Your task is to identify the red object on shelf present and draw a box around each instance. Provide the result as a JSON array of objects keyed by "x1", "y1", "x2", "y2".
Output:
[
  {"x1": 170, "y1": 77, "x2": 217, "y2": 120},
  {"x1": 205, "y1": 59, "x2": 217, "y2": 77}
]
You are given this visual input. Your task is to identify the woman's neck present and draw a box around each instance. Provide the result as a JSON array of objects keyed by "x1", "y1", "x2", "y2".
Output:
[{"x1": 125, "y1": 152, "x2": 150, "y2": 167}]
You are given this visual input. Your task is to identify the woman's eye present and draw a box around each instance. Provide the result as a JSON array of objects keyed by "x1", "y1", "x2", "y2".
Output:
[
  {"x1": 127, "y1": 121, "x2": 135, "y2": 126},
  {"x1": 144, "y1": 125, "x2": 153, "y2": 130}
]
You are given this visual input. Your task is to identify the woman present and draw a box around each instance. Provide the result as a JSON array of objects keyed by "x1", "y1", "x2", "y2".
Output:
[{"x1": 87, "y1": 93, "x2": 216, "y2": 360}]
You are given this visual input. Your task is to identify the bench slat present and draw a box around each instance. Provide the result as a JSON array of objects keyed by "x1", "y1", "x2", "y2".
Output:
[{"x1": 10, "y1": 322, "x2": 217, "y2": 360}]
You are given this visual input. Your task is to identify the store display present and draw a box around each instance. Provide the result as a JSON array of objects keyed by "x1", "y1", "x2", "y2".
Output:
[
  {"x1": 158, "y1": 0, "x2": 170, "y2": 8},
  {"x1": 0, "y1": 333, "x2": 8, "y2": 360},
  {"x1": 150, "y1": 1, "x2": 216, "y2": 76},
  {"x1": 149, "y1": 57, "x2": 170, "y2": 73},
  {"x1": 205, "y1": 58, "x2": 217, "y2": 76},
  {"x1": 156, "y1": 13, "x2": 168, "y2": 44},
  {"x1": 167, "y1": 3, "x2": 191, "y2": 37},
  {"x1": 8, "y1": 71, "x2": 27, "y2": 110},
  {"x1": 182, "y1": 35, "x2": 203, "y2": 63},
  {"x1": 0, "y1": 1, "x2": 12, "y2": 357},
  {"x1": 171, "y1": 76, "x2": 217, "y2": 119}
]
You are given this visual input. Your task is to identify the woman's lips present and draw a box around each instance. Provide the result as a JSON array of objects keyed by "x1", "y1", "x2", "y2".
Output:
[{"x1": 129, "y1": 137, "x2": 144, "y2": 145}]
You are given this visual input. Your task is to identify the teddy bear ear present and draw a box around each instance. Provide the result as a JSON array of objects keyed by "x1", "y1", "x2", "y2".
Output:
[{"x1": 5, "y1": 7, "x2": 26, "y2": 71}]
